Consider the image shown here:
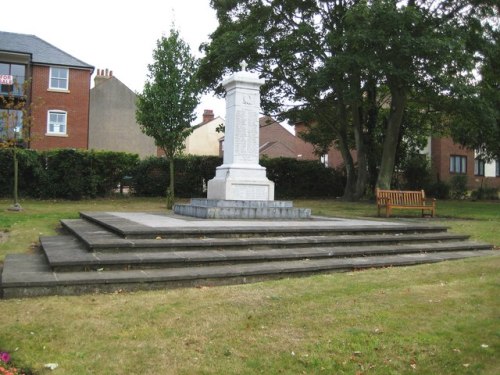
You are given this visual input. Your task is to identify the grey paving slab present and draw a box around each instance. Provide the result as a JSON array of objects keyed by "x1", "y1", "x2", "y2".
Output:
[{"x1": 2, "y1": 209, "x2": 496, "y2": 299}]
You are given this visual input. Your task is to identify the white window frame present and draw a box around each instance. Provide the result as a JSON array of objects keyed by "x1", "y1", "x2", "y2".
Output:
[
  {"x1": 450, "y1": 155, "x2": 467, "y2": 174},
  {"x1": 47, "y1": 110, "x2": 67, "y2": 136},
  {"x1": 49, "y1": 67, "x2": 69, "y2": 90},
  {"x1": 474, "y1": 158, "x2": 485, "y2": 176}
]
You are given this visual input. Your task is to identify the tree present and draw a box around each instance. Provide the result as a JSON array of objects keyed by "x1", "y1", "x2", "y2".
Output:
[
  {"x1": 0, "y1": 81, "x2": 36, "y2": 211},
  {"x1": 200, "y1": 0, "x2": 497, "y2": 199},
  {"x1": 136, "y1": 27, "x2": 201, "y2": 208}
]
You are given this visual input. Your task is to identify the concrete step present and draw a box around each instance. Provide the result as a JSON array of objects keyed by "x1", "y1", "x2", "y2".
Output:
[
  {"x1": 2, "y1": 249, "x2": 496, "y2": 298},
  {"x1": 2, "y1": 211, "x2": 496, "y2": 299},
  {"x1": 61, "y1": 219, "x2": 468, "y2": 252},
  {"x1": 41, "y1": 235, "x2": 493, "y2": 272},
  {"x1": 78, "y1": 212, "x2": 449, "y2": 239}
]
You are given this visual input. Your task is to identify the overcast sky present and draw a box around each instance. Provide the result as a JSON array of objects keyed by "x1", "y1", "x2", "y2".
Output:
[{"x1": 2, "y1": 0, "x2": 225, "y2": 124}]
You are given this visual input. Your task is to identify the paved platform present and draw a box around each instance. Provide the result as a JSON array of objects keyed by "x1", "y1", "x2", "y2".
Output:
[{"x1": 1, "y1": 211, "x2": 496, "y2": 298}]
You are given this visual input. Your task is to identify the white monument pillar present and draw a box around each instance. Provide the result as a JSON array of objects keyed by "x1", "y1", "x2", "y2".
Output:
[{"x1": 207, "y1": 62, "x2": 274, "y2": 201}]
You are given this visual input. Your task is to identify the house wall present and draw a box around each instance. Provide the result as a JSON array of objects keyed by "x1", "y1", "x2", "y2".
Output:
[
  {"x1": 430, "y1": 137, "x2": 500, "y2": 189},
  {"x1": 294, "y1": 122, "x2": 352, "y2": 168},
  {"x1": 89, "y1": 72, "x2": 157, "y2": 158},
  {"x1": 184, "y1": 116, "x2": 224, "y2": 156},
  {"x1": 259, "y1": 117, "x2": 297, "y2": 158},
  {"x1": 30, "y1": 65, "x2": 91, "y2": 150}
]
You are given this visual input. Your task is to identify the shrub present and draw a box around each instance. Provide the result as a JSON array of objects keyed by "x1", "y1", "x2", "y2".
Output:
[
  {"x1": 0, "y1": 149, "x2": 45, "y2": 198},
  {"x1": 0, "y1": 149, "x2": 139, "y2": 199},
  {"x1": 470, "y1": 187, "x2": 499, "y2": 200},
  {"x1": 427, "y1": 180, "x2": 450, "y2": 199},
  {"x1": 131, "y1": 156, "x2": 345, "y2": 199},
  {"x1": 401, "y1": 154, "x2": 432, "y2": 191},
  {"x1": 261, "y1": 157, "x2": 345, "y2": 199},
  {"x1": 449, "y1": 175, "x2": 468, "y2": 199},
  {"x1": 131, "y1": 157, "x2": 170, "y2": 197}
]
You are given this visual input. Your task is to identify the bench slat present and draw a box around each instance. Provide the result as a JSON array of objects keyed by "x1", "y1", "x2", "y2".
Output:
[{"x1": 376, "y1": 188, "x2": 435, "y2": 218}]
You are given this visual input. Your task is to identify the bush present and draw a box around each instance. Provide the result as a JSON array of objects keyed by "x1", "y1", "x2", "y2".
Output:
[
  {"x1": 427, "y1": 180, "x2": 450, "y2": 199},
  {"x1": 471, "y1": 187, "x2": 499, "y2": 200},
  {"x1": 401, "y1": 154, "x2": 432, "y2": 191},
  {"x1": 0, "y1": 149, "x2": 45, "y2": 198},
  {"x1": 261, "y1": 157, "x2": 345, "y2": 199},
  {"x1": 131, "y1": 156, "x2": 170, "y2": 197},
  {"x1": 449, "y1": 175, "x2": 468, "y2": 199},
  {"x1": 0, "y1": 149, "x2": 139, "y2": 199},
  {"x1": 131, "y1": 156, "x2": 345, "y2": 199}
]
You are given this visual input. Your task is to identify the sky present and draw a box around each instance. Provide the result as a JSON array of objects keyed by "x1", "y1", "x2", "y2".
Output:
[{"x1": 2, "y1": 0, "x2": 226, "y2": 124}]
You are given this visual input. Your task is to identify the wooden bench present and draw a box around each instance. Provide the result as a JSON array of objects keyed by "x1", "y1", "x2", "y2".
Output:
[{"x1": 376, "y1": 188, "x2": 436, "y2": 218}]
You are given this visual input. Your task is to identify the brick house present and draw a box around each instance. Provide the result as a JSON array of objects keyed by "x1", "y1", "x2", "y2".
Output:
[
  {"x1": 0, "y1": 31, "x2": 94, "y2": 150},
  {"x1": 428, "y1": 137, "x2": 499, "y2": 189},
  {"x1": 295, "y1": 120, "x2": 500, "y2": 189}
]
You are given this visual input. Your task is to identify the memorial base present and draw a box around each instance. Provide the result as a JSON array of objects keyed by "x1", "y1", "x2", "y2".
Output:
[{"x1": 174, "y1": 199, "x2": 311, "y2": 220}]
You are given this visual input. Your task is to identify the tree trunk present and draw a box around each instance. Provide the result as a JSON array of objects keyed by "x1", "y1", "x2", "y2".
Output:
[
  {"x1": 336, "y1": 98, "x2": 357, "y2": 201},
  {"x1": 167, "y1": 155, "x2": 175, "y2": 210},
  {"x1": 337, "y1": 135, "x2": 356, "y2": 201},
  {"x1": 352, "y1": 106, "x2": 368, "y2": 200},
  {"x1": 376, "y1": 83, "x2": 407, "y2": 190}
]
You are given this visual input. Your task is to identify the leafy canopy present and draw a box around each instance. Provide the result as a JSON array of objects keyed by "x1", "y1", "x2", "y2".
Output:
[{"x1": 136, "y1": 27, "x2": 201, "y2": 158}]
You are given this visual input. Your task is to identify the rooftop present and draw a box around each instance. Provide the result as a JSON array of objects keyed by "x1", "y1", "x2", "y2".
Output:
[{"x1": 0, "y1": 30, "x2": 93, "y2": 70}]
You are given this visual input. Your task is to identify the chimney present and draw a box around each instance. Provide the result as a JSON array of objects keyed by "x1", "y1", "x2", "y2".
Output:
[
  {"x1": 94, "y1": 68, "x2": 113, "y2": 86},
  {"x1": 202, "y1": 109, "x2": 215, "y2": 123}
]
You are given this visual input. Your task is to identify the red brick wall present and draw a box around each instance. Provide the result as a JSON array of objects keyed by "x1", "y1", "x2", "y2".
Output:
[
  {"x1": 259, "y1": 117, "x2": 297, "y2": 158},
  {"x1": 431, "y1": 137, "x2": 500, "y2": 189},
  {"x1": 294, "y1": 122, "x2": 354, "y2": 168},
  {"x1": 29, "y1": 65, "x2": 91, "y2": 150}
]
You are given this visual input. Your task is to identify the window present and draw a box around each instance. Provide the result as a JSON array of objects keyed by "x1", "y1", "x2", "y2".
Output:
[
  {"x1": 450, "y1": 155, "x2": 467, "y2": 174},
  {"x1": 0, "y1": 109, "x2": 23, "y2": 139},
  {"x1": 47, "y1": 111, "x2": 67, "y2": 135},
  {"x1": 474, "y1": 158, "x2": 485, "y2": 176},
  {"x1": 0, "y1": 63, "x2": 26, "y2": 96},
  {"x1": 49, "y1": 67, "x2": 69, "y2": 90}
]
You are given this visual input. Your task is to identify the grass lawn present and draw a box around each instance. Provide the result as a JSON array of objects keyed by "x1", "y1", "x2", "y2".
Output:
[{"x1": 0, "y1": 197, "x2": 498, "y2": 374}]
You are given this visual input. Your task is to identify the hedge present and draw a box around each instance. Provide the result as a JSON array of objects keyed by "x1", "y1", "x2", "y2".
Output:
[
  {"x1": 0, "y1": 149, "x2": 345, "y2": 200},
  {"x1": 0, "y1": 149, "x2": 139, "y2": 199},
  {"x1": 132, "y1": 156, "x2": 345, "y2": 199}
]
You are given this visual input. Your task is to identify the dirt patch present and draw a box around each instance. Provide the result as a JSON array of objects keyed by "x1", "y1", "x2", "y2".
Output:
[{"x1": 0, "y1": 231, "x2": 8, "y2": 243}]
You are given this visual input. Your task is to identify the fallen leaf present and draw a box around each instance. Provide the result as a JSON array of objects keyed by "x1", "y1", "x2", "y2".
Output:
[
  {"x1": 481, "y1": 344, "x2": 489, "y2": 348},
  {"x1": 463, "y1": 363, "x2": 470, "y2": 368}
]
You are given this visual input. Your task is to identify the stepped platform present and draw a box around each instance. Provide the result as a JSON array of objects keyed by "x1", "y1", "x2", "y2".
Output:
[{"x1": 1, "y1": 211, "x2": 496, "y2": 298}]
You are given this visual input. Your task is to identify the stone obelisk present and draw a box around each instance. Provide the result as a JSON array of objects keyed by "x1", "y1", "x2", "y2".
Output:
[
  {"x1": 207, "y1": 61, "x2": 274, "y2": 200},
  {"x1": 173, "y1": 62, "x2": 310, "y2": 219}
]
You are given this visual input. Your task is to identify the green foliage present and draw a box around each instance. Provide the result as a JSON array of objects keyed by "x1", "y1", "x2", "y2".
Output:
[
  {"x1": 399, "y1": 154, "x2": 432, "y2": 191},
  {"x1": 0, "y1": 149, "x2": 44, "y2": 197},
  {"x1": 427, "y1": 180, "x2": 451, "y2": 200},
  {"x1": 131, "y1": 156, "x2": 221, "y2": 197},
  {"x1": 131, "y1": 157, "x2": 170, "y2": 197},
  {"x1": 450, "y1": 175, "x2": 469, "y2": 200},
  {"x1": 0, "y1": 149, "x2": 139, "y2": 200},
  {"x1": 201, "y1": 0, "x2": 497, "y2": 197},
  {"x1": 471, "y1": 187, "x2": 499, "y2": 200},
  {"x1": 131, "y1": 156, "x2": 345, "y2": 199},
  {"x1": 136, "y1": 26, "x2": 202, "y2": 207},
  {"x1": 262, "y1": 157, "x2": 345, "y2": 199}
]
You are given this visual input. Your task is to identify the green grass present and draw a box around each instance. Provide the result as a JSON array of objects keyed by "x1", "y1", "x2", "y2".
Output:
[{"x1": 0, "y1": 197, "x2": 499, "y2": 374}]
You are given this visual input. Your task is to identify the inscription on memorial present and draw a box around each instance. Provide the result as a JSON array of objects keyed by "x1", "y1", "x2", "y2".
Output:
[
  {"x1": 234, "y1": 109, "x2": 259, "y2": 164},
  {"x1": 233, "y1": 184, "x2": 269, "y2": 200}
]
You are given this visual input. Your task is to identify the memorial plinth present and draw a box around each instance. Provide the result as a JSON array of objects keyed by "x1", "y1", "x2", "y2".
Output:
[
  {"x1": 207, "y1": 63, "x2": 274, "y2": 201},
  {"x1": 174, "y1": 62, "x2": 310, "y2": 219}
]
